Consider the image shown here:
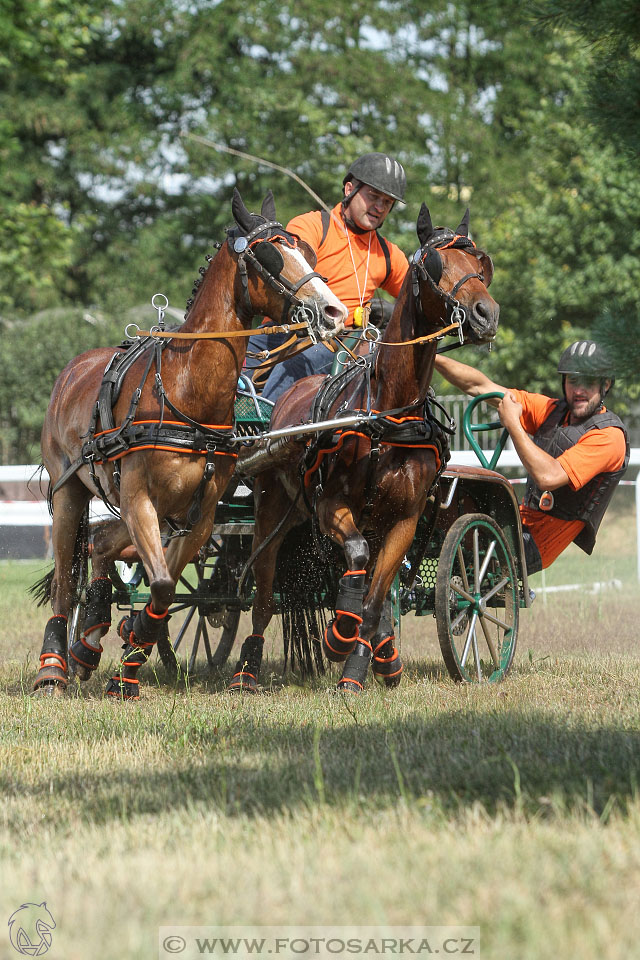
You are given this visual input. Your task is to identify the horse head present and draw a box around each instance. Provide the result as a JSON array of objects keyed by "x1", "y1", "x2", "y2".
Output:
[
  {"x1": 413, "y1": 203, "x2": 499, "y2": 344},
  {"x1": 228, "y1": 189, "x2": 347, "y2": 340}
]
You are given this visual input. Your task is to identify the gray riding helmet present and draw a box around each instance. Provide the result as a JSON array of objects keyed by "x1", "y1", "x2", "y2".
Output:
[
  {"x1": 343, "y1": 153, "x2": 407, "y2": 204},
  {"x1": 558, "y1": 340, "x2": 615, "y2": 396}
]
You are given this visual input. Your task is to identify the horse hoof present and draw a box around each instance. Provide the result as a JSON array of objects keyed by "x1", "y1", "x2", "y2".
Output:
[
  {"x1": 106, "y1": 677, "x2": 140, "y2": 701},
  {"x1": 33, "y1": 681, "x2": 66, "y2": 699},
  {"x1": 336, "y1": 678, "x2": 364, "y2": 694},
  {"x1": 228, "y1": 675, "x2": 258, "y2": 693},
  {"x1": 68, "y1": 662, "x2": 92, "y2": 682}
]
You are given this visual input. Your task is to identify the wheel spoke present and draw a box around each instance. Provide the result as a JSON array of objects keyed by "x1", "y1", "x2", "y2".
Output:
[
  {"x1": 473, "y1": 529, "x2": 480, "y2": 593},
  {"x1": 480, "y1": 609, "x2": 512, "y2": 630},
  {"x1": 456, "y1": 544, "x2": 471, "y2": 593},
  {"x1": 173, "y1": 605, "x2": 196, "y2": 652},
  {"x1": 477, "y1": 539, "x2": 497, "y2": 584},
  {"x1": 471, "y1": 628, "x2": 482, "y2": 681},
  {"x1": 449, "y1": 579, "x2": 476, "y2": 604},
  {"x1": 480, "y1": 576, "x2": 510, "y2": 605},
  {"x1": 188, "y1": 621, "x2": 201, "y2": 673},
  {"x1": 201, "y1": 619, "x2": 214, "y2": 666},
  {"x1": 478, "y1": 614, "x2": 500, "y2": 669},
  {"x1": 460, "y1": 611, "x2": 478, "y2": 667}
]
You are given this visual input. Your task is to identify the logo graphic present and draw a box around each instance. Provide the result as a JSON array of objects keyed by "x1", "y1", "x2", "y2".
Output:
[{"x1": 8, "y1": 902, "x2": 56, "y2": 956}]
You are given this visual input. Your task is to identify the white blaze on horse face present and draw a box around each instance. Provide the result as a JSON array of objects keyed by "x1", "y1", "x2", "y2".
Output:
[{"x1": 284, "y1": 245, "x2": 348, "y2": 336}]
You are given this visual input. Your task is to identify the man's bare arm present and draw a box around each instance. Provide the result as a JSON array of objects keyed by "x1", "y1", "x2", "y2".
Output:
[
  {"x1": 434, "y1": 355, "x2": 508, "y2": 407},
  {"x1": 498, "y1": 392, "x2": 569, "y2": 490}
]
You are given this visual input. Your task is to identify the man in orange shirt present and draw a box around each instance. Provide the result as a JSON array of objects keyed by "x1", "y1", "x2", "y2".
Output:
[
  {"x1": 246, "y1": 153, "x2": 409, "y2": 402},
  {"x1": 435, "y1": 341, "x2": 629, "y2": 574}
]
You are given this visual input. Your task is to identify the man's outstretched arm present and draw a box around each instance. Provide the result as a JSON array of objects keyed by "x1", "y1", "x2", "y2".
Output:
[{"x1": 434, "y1": 354, "x2": 507, "y2": 407}]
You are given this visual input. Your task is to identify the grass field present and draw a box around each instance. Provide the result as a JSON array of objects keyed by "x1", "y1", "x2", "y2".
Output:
[{"x1": 1, "y1": 495, "x2": 639, "y2": 960}]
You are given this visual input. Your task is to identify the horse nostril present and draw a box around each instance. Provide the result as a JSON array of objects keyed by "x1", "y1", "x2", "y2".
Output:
[
  {"x1": 323, "y1": 304, "x2": 344, "y2": 330},
  {"x1": 473, "y1": 300, "x2": 499, "y2": 327}
]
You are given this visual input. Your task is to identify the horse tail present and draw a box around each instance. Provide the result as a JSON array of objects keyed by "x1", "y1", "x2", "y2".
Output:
[
  {"x1": 29, "y1": 503, "x2": 90, "y2": 607},
  {"x1": 275, "y1": 523, "x2": 340, "y2": 678}
]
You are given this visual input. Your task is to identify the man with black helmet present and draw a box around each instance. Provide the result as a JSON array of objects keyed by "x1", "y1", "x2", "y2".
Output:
[
  {"x1": 247, "y1": 152, "x2": 409, "y2": 402},
  {"x1": 435, "y1": 341, "x2": 629, "y2": 574}
]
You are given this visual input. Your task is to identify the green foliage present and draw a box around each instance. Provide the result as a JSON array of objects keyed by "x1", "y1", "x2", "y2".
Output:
[
  {"x1": 0, "y1": 0, "x2": 637, "y2": 460},
  {"x1": 536, "y1": 0, "x2": 640, "y2": 156},
  {"x1": 0, "y1": 309, "x2": 126, "y2": 462}
]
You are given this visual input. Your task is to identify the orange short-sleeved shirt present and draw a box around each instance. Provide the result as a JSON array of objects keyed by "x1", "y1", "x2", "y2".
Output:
[
  {"x1": 510, "y1": 390, "x2": 627, "y2": 568},
  {"x1": 286, "y1": 203, "x2": 408, "y2": 325}
]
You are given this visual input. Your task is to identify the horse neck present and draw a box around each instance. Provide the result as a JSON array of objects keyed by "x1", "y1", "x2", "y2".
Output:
[
  {"x1": 181, "y1": 243, "x2": 246, "y2": 335},
  {"x1": 374, "y1": 281, "x2": 441, "y2": 410},
  {"x1": 161, "y1": 243, "x2": 248, "y2": 423}
]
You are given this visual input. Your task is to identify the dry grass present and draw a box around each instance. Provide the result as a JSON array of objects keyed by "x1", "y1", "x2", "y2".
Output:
[{"x1": 0, "y1": 490, "x2": 639, "y2": 960}]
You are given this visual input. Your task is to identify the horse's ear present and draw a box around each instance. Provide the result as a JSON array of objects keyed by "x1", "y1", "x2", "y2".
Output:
[
  {"x1": 456, "y1": 207, "x2": 470, "y2": 237},
  {"x1": 296, "y1": 238, "x2": 317, "y2": 269},
  {"x1": 232, "y1": 188, "x2": 254, "y2": 233},
  {"x1": 260, "y1": 189, "x2": 276, "y2": 222},
  {"x1": 416, "y1": 203, "x2": 434, "y2": 246},
  {"x1": 476, "y1": 251, "x2": 494, "y2": 287}
]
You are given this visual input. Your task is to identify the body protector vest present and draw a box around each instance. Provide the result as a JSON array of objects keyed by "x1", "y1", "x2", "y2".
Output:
[{"x1": 523, "y1": 401, "x2": 629, "y2": 554}]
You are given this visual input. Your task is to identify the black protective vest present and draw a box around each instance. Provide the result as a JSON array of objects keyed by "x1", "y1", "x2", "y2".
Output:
[{"x1": 523, "y1": 401, "x2": 629, "y2": 555}]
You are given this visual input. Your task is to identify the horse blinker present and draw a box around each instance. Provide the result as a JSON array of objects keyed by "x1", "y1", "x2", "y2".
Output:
[{"x1": 253, "y1": 240, "x2": 285, "y2": 277}]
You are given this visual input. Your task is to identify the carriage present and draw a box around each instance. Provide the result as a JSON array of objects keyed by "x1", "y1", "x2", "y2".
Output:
[
  {"x1": 33, "y1": 188, "x2": 530, "y2": 696},
  {"x1": 72, "y1": 377, "x2": 531, "y2": 687}
]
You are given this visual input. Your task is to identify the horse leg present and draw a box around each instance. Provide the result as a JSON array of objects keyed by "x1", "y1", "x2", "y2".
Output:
[
  {"x1": 105, "y1": 491, "x2": 174, "y2": 700},
  {"x1": 338, "y1": 515, "x2": 418, "y2": 693},
  {"x1": 68, "y1": 520, "x2": 132, "y2": 681},
  {"x1": 229, "y1": 476, "x2": 302, "y2": 693},
  {"x1": 314, "y1": 499, "x2": 370, "y2": 685},
  {"x1": 33, "y1": 479, "x2": 91, "y2": 695}
]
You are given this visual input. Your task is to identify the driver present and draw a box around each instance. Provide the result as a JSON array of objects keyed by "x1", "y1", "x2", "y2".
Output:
[
  {"x1": 435, "y1": 341, "x2": 629, "y2": 574},
  {"x1": 245, "y1": 152, "x2": 409, "y2": 402}
]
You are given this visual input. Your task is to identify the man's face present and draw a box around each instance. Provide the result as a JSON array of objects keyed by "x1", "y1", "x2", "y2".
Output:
[
  {"x1": 565, "y1": 375, "x2": 610, "y2": 422},
  {"x1": 344, "y1": 181, "x2": 395, "y2": 231}
]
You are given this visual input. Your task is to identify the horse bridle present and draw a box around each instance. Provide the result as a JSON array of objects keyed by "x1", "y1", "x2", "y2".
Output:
[
  {"x1": 229, "y1": 218, "x2": 329, "y2": 336},
  {"x1": 411, "y1": 232, "x2": 484, "y2": 343}
]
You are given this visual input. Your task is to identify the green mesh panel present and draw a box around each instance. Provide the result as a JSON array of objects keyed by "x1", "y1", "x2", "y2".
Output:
[{"x1": 234, "y1": 393, "x2": 273, "y2": 424}]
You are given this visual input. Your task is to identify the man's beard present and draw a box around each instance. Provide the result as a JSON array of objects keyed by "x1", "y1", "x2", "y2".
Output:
[{"x1": 570, "y1": 392, "x2": 602, "y2": 422}]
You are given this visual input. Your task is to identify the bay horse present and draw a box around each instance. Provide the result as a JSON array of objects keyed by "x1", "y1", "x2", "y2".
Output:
[
  {"x1": 232, "y1": 204, "x2": 499, "y2": 693},
  {"x1": 32, "y1": 189, "x2": 347, "y2": 698}
]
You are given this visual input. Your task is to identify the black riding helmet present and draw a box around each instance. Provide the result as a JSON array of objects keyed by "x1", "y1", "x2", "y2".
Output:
[
  {"x1": 342, "y1": 153, "x2": 407, "y2": 207},
  {"x1": 558, "y1": 340, "x2": 615, "y2": 399}
]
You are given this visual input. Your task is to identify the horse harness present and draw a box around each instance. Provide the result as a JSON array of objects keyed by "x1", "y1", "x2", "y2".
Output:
[
  {"x1": 51, "y1": 217, "x2": 328, "y2": 532},
  {"x1": 413, "y1": 228, "x2": 486, "y2": 336},
  {"x1": 299, "y1": 354, "x2": 455, "y2": 519}
]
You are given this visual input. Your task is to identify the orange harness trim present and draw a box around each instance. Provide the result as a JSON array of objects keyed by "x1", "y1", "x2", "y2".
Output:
[
  {"x1": 303, "y1": 423, "x2": 443, "y2": 489},
  {"x1": 92, "y1": 419, "x2": 238, "y2": 463}
]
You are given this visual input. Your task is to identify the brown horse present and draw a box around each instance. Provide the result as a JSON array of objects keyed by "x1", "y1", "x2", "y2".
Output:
[
  {"x1": 231, "y1": 204, "x2": 499, "y2": 693},
  {"x1": 32, "y1": 189, "x2": 347, "y2": 698}
]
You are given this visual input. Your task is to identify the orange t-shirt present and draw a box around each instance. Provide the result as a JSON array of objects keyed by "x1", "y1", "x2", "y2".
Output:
[
  {"x1": 511, "y1": 390, "x2": 627, "y2": 568},
  {"x1": 286, "y1": 203, "x2": 408, "y2": 325}
]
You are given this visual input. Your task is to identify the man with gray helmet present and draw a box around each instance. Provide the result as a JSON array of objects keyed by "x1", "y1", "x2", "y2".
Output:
[
  {"x1": 435, "y1": 341, "x2": 629, "y2": 574},
  {"x1": 246, "y1": 153, "x2": 409, "y2": 402}
]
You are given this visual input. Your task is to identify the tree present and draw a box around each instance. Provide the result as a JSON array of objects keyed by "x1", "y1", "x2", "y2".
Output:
[{"x1": 536, "y1": 0, "x2": 640, "y2": 156}]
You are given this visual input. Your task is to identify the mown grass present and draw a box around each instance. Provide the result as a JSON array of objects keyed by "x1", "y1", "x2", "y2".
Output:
[{"x1": 1, "y1": 495, "x2": 639, "y2": 960}]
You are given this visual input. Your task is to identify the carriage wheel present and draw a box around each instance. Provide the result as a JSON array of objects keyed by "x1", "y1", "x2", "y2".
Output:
[
  {"x1": 156, "y1": 558, "x2": 242, "y2": 675},
  {"x1": 435, "y1": 513, "x2": 518, "y2": 683}
]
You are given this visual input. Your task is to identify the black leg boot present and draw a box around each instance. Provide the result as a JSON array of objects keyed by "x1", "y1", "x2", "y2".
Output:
[
  {"x1": 228, "y1": 634, "x2": 264, "y2": 693},
  {"x1": 33, "y1": 615, "x2": 69, "y2": 693},
  {"x1": 337, "y1": 638, "x2": 373, "y2": 693}
]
